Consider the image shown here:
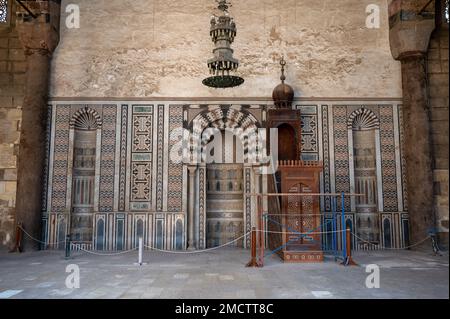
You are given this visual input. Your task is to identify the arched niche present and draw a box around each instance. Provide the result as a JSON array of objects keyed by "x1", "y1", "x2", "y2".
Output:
[
  {"x1": 185, "y1": 106, "x2": 262, "y2": 250},
  {"x1": 277, "y1": 123, "x2": 298, "y2": 161},
  {"x1": 348, "y1": 108, "x2": 381, "y2": 244},
  {"x1": 68, "y1": 107, "x2": 102, "y2": 243}
]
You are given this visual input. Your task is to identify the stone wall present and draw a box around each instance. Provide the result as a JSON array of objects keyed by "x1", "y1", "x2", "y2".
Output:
[
  {"x1": 428, "y1": 21, "x2": 449, "y2": 249},
  {"x1": 0, "y1": 1, "x2": 25, "y2": 249},
  {"x1": 51, "y1": 0, "x2": 402, "y2": 99}
]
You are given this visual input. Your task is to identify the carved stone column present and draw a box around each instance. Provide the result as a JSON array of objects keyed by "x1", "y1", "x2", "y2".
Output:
[
  {"x1": 15, "y1": 2, "x2": 60, "y2": 250},
  {"x1": 187, "y1": 166, "x2": 197, "y2": 250},
  {"x1": 389, "y1": 2, "x2": 435, "y2": 246}
]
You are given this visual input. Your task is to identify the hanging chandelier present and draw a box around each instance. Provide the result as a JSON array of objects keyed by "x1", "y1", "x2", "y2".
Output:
[{"x1": 202, "y1": 0, "x2": 244, "y2": 88}]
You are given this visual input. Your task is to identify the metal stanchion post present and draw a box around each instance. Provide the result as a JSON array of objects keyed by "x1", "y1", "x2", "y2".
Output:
[
  {"x1": 133, "y1": 237, "x2": 147, "y2": 266},
  {"x1": 246, "y1": 227, "x2": 260, "y2": 267},
  {"x1": 138, "y1": 237, "x2": 143, "y2": 265},
  {"x1": 65, "y1": 234, "x2": 71, "y2": 259},
  {"x1": 341, "y1": 227, "x2": 357, "y2": 266},
  {"x1": 341, "y1": 192, "x2": 346, "y2": 261},
  {"x1": 9, "y1": 222, "x2": 23, "y2": 253}
]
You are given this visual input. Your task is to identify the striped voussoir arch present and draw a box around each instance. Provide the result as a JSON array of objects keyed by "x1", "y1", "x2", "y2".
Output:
[{"x1": 189, "y1": 105, "x2": 261, "y2": 163}]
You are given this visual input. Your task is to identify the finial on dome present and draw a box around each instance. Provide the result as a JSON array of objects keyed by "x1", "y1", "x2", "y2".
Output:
[
  {"x1": 272, "y1": 56, "x2": 294, "y2": 108},
  {"x1": 280, "y1": 56, "x2": 286, "y2": 83}
]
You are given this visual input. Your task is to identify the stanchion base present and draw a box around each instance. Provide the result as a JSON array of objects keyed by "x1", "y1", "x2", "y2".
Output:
[
  {"x1": 133, "y1": 262, "x2": 148, "y2": 266},
  {"x1": 245, "y1": 258, "x2": 263, "y2": 268},
  {"x1": 340, "y1": 257, "x2": 358, "y2": 266}
]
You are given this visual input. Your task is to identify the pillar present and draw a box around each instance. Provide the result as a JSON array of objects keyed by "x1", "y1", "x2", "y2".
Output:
[
  {"x1": 389, "y1": 1, "x2": 436, "y2": 247},
  {"x1": 14, "y1": 2, "x2": 60, "y2": 250},
  {"x1": 187, "y1": 166, "x2": 197, "y2": 250}
]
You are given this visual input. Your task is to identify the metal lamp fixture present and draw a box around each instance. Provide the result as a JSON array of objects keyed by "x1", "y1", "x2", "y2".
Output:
[{"x1": 203, "y1": 0, "x2": 244, "y2": 88}]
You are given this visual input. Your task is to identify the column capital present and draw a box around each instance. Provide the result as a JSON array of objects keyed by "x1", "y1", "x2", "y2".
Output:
[
  {"x1": 188, "y1": 165, "x2": 198, "y2": 176},
  {"x1": 15, "y1": 1, "x2": 61, "y2": 57},
  {"x1": 388, "y1": 1, "x2": 435, "y2": 61},
  {"x1": 253, "y1": 166, "x2": 262, "y2": 176}
]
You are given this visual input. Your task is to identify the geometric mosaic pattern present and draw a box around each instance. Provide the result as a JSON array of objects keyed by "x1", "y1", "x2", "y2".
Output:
[
  {"x1": 118, "y1": 105, "x2": 128, "y2": 211},
  {"x1": 0, "y1": 0, "x2": 7, "y2": 23},
  {"x1": 51, "y1": 105, "x2": 71, "y2": 212},
  {"x1": 156, "y1": 105, "x2": 165, "y2": 211},
  {"x1": 321, "y1": 105, "x2": 331, "y2": 211},
  {"x1": 245, "y1": 167, "x2": 252, "y2": 248},
  {"x1": 130, "y1": 106, "x2": 153, "y2": 208},
  {"x1": 380, "y1": 105, "x2": 398, "y2": 212},
  {"x1": 42, "y1": 105, "x2": 53, "y2": 212},
  {"x1": 99, "y1": 105, "x2": 117, "y2": 212},
  {"x1": 44, "y1": 102, "x2": 409, "y2": 251},
  {"x1": 131, "y1": 163, "x2": 151, "y2": 201},
  {"x1": 199, "y1": 167, "x2": 206, "y2": 249},
  {"x1": 398, "y1": 105, "x2": 408, "y2": 211},
  {"x1": 167, "y1": 105, "x2": 184, "y2": 212},
  {"x1": 333, "y1": 105, "x2": 351, "y2": 211},
  {"x1": 296, "y1": 105, "x2": 319, "y2": 161}
]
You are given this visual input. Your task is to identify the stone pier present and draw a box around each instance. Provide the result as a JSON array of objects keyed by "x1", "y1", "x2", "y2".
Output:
[
  {"x1": 389, "y1": 0, "x2": 436, "y2": 247},
  {"x1": 14, "y1": 1, "x2": 60, "y2": 250}
]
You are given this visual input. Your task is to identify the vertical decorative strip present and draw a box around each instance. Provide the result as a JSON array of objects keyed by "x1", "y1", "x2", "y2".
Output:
[
  {"x1": 130, "y1": 105, "x2": 153, "y2": 210},
  {"x1": 156, "y1": 104, "x2": 165, "y2": 211},
  {"x1": 322, "y1": 105, "x2": 331, "y2": 211},
  {"x1": 42, "y1": 104, "x2": 53, "y2": 212},
  {"x1": 379, "y1": 105, "x2": 398, "y2": 212},
  {"x1": 167, "y1": 105, "x2": 184, "y2": 212},
  {"x1": 392, "y1": 104, "x2": 404, "y2": 212},
  {"x1": 398, "y1": 104, "x2": 408, "y2": 211},
  {"x1": 198, "y1": 167, "x2": 206, "y2": 249},
  {"x1": 118, "y1": 105, "x2": 128, "y2": 211},
  {"x1": 113, "y1": 106, "x2": 122, "y2": 212},
  {"x1": 51, "y1": 105, "x2": 71, "y2": 212},
  {"x1": 298, "y1": 105, "x2": 318, "y2": 161},
  {"x1": 333, "y1": 106, "x2": 350, "y2": 211},
  {"x1": 245, "y1": 167, "x2": 252, "y2": 248},
  {"x1": 99, "y1": 105, "x2": 117, "y2": 212}
]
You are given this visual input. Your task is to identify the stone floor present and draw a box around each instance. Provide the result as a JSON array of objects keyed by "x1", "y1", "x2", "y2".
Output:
[{"x1": 0, "y1": 248, "x2": 448, "y2": 299}]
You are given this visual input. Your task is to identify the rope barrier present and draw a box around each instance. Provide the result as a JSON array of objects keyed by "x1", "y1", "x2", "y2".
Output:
[
  {"x1": 17, "y1": 225, "x2": 442, "y2": 255},
  {"x1": 258, "y1": 229, "x2": 346, "y2": 236},
  {"x1": 351, "y1": 232, "x2": 432, "y2": 250},
  {"x1": 143, "y1": 232, "x2": 251, "y2": 254},
  {"x1": 18, "y1": 225, "x2": 66, "y2": 246},
  {"x1": 75, "y1": 247, "x2": 138, "y2": 256}
]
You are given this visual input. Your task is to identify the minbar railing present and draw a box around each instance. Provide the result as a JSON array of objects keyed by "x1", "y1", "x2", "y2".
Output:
[{"x1": 277, "y1": 160, "x2": 323, "y2": 167}]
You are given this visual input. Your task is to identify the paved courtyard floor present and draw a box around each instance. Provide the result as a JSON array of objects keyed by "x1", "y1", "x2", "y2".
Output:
[{"x1": 0, "y1": 248, "x2": 448, "y2": 299}]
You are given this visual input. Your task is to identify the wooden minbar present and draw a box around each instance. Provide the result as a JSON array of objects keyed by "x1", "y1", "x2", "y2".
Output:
[
  {"x1": 277, "y1": 160, "x2": 324, "y2": 263},
  {"x1": 266, "y1": 57, "x2": 324, "y2": 263}
]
